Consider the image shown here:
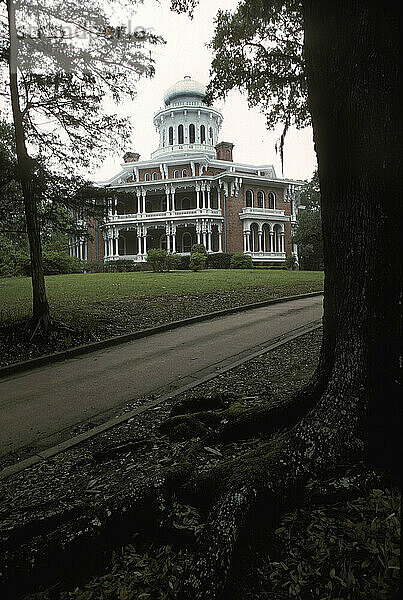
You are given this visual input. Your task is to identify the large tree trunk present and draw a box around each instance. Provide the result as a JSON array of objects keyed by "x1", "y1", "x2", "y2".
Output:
[
  {"x1": 181, "y1": 1, "x2": 401, "y2": 597},
  {"x1": 7, "y1": 0, "x2": 50, "y2": 332}
]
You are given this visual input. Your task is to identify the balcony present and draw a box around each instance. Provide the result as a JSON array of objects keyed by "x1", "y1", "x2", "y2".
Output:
[
  {"x1": 107, "y1": 208, "x2": 222, "y2": 225},
  {"x1": 241, "y1": 207, "x2": 285, "y2": 217},
  {"x1": 151, "y1": 143, "x2": 216, "y2": 159}
]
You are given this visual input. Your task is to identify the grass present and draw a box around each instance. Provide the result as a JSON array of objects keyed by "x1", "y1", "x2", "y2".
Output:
[{"x1": 0, "y1": 269, "x2": 323, "y2": 325}]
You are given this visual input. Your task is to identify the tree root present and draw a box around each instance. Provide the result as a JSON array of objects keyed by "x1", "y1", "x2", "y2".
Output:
[{"x1": 180, "y1": 385, "x2": 366, "y2": 599}]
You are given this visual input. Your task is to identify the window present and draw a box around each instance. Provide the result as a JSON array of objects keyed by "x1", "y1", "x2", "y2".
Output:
[
  {"x1": 145, "y1": 200, "x2": 152, "y2": 212},
  {"x1": 246, "y1": 189, "x2": 253, "y2": 207},
  {"x1": 173, "y1": 170, "x2": 180, "y2": 178},
  {"x1": 145, "y1": 173, "x2": 150, "y2": 181},
  {"x1": 178, "y1": 124, "x2": 184, "y2": 144},
  {"x1": 268, "y1": 192, "x2": 276, "y2": 209},
  {"x1": 162, "y1": 129, "x2": 166, "y2": 147},
  {"x1": 181, "y1": 197, "x2": 191, "y2": 210},
  {"x1": 182, "y1": 169, "x2": 187, "y2": 177},
  {"x1": 257, "y1": 190, "x2": 264, "y2": 208},
  {"x1": 189, "y1": 124, "x2": 195, "y2": 144},
  {"x1": 168, "y1": 126, "x2": 174, "y2": 145},
  {"x1": 152, "y1": 172, "x2": 158, "y2": 181},
  {"x1": 209, "y1": 126, "x2": 213, "y2": 141},
  {"x1": 200, "y1": 124, "x2": 206, "y2": 143}
]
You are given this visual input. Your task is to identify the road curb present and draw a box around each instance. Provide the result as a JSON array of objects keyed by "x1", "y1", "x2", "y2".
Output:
[
  {"x1": 0, "y1": 291, "x2": 323, "y2": 380},
  {"x1": 0, "y1": 320, "x2": 322, "y2": 481}
]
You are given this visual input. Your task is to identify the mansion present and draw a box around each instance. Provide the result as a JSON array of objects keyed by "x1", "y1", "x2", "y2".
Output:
[{"x1": 70, "y1": 76, "x2": 301, "y2": 264}]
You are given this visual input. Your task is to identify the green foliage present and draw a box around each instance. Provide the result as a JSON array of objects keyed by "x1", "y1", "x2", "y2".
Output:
[
  {"x1": 293, "y1": 171, "x2": 323, "y2": 270},
  {"x1": 146, "y1": 249, "x2": 170, "y2": 272},
  {"x1": 285, "y1": 253, "x2": 298, "y2": 270},
  {"x1": 206, "y1": 252, "x2": 233, "y2": 269},
  {"x1": 206, "y1": 0, "x2": 308, "y2": 166},
  {"x1": 189, "y1": 252, "x2": 206, "y2": 271},
  {"x1": 260, "y1": 487, "x2": 401, "y2": 600},
  {"x1": 16, "y1": 252, "x2": 84, "y2": 276},
  {"x1": 191, "y1": 243, "x2": 207, "y2": 255},
  {"x1": 86, "y1": 260, "x2": 150, "y2": 273},
  {"x1": 230, "y1": 252, "x2": 253, "y2": 269}
]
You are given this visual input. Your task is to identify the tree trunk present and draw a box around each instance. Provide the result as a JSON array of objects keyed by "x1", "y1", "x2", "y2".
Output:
[
  {"x1": 303, "y1": 0, "x2": 402, "y2": 477},
  {"x1": 181, "y1": 1, "x2": 401, "y2": 597},
  {"x1": 7, "y1": 0, "x2": 50, "y2": 332}
]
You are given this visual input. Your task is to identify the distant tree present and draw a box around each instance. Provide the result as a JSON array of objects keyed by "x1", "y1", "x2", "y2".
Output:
[
  {"x1": 293, "y1": 171, "x2": 323, "y2": 270},
  {"x1": 1, "y1": 0, "x2": 162, "y2": 332}
]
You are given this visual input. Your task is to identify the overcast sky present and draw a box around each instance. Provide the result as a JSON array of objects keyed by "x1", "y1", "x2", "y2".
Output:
[{"x1": 93, "y1": 0, "x2": 317, "y2": 183}]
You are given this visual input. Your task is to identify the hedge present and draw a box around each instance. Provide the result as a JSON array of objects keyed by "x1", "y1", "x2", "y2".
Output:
[{"x1": 230, "y1": 252, "x2": 253, "y2": 269}]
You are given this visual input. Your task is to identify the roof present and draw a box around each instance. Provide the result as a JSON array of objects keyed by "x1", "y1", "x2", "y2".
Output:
[{"x1": 163, "y1": 76, "x2": 206, "y2": 105}]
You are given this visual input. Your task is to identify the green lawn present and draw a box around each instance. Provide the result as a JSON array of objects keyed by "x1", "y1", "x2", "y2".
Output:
[{"x1": 0, "y1": 269, "x2": 323, "y2": 325}]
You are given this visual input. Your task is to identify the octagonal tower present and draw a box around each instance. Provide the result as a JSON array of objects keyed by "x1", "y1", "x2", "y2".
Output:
[{"x1": 151, "y1": 76, "x2": 223, "y2": 160}]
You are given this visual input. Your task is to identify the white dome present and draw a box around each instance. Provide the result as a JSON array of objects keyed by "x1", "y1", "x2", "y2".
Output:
[{"x1": 163, "y1": 76, "x2": 206, "y2": 105}]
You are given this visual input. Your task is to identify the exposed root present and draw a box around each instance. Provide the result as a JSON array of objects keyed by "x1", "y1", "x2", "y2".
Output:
[{"x1": 181, "y1": 383, "x2": 366, "y2": 599}]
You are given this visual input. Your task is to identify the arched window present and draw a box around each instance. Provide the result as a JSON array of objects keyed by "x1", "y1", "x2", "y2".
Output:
[
  {"x1": 182, "y1": 169, "x2": 187, "y2": 177},
  {"x1": 173, "y1": 170, "x2": 180, "y2": 178},
  {"x1": 145, "y1": 173, "x2": 150, "y2": 181},
  {"x1": 257, "y1": 190, "x2": 264, "y2": 208},
  {"x1": 268, "y1": 192, "x2": 276, "y2": 209},
  {"x1": 209, "y1": 126, "x2": 213, "y2": 141},
  {"x1": 246, "y1": 189, "x2": 253, "y2": 207},
  {"x1": 162, "y1": 129, "x2": 166, "y2": 147},
  {"x1": 152, "y1": 172, "x2": 158, "y2": 181},
  {"x1": 189, "y1": 124, "x2": 195, "y2": 144},
  {"x1": 181, "y1": 197, "x2": 191, "y2": 210},
  {"x1": 168, "y1": 126, "x2": 174, "y2": 145},
  {"x1": 182, "y1": 232, "x2": 192, "y2": 252},
  {"x1": 200, "y1": 124, "x2": 206, "y2": 143},
  {"x1": 178, "y1": 124, "x2": 184, "y2": 144}
]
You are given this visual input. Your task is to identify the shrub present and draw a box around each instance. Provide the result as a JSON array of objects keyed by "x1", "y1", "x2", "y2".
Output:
[
  {"x1": 285, "y1": 253, "x2": 298, "y2": 270},
  {"x1": 146, "y1": 248, "x2": 169, "y2": 272},
  {"x1": 189, "y1": 252, "x2": 206, "y2": 272},
  {"x1": 12, "y1": 251, "x2": 84, "y2": 276},
  {"x1": 230, "y1": 252, "x2": 253, "y2": 269},
  {"x1": 191, "y1": 243, "x2": 207, "y2": 255},
  {"x1": 206, "y1": 252, "x2": 233, "y2": 269},
  {"x1": 177, "y1": 255, "x2": 190, "y2": 270},
  {"x1": 104, "y1": 259, "x2": 137, "y2": 273}
]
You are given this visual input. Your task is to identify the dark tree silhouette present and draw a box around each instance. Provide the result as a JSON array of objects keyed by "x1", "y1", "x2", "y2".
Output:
[{"x1": 167, "y1": 1, "x2": 401, "y2": 597}]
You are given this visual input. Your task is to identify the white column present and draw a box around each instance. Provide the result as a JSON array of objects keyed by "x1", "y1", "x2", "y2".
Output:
[
  {"x1": 246, "y1": 231, "x2": 251, "y2": 252},
  {"x1": 207, "y1": 223, "x2": 212, "y2": 252},
  {"x1": 166, "y1": 223, "x2": 171, "y2": 251},
  {"x1": 137, "y1": 228, "x2": 141, "y2": 257},
  {"x1": 202, "y1": 227, "x2": 207, "y2": 248},
  {"x1": 104, "y1": 238, "x2": 108, "y2": 258},
  {"x1": 201, "y1": 187, "x2": 205, "y2": 209},
  {"x1": 218, "y1": 225, "x2": 223, "y2": 253},
  {"x1": 269, "y1": 231, "x2": 274, "y2": 253},
  {"x1": 196, "y1": 221, "x2": 201, "y2": 244},
  {"x1": 218, "y1": 189, "x2": 221, "y2": 211},
  {"x1": 258, "y1": 231, "x2": 263, "y2": 252},
  {"x1": 281, "y1": 232, "x2": 285, "y2": 253},
  {"x1": 165, "y1": 186, "x2": 170, "y2": 212},
  {"x1": 207, "y1": 186, "x2": 211, "y2": 210},
  {"x1": 171, "y1": 188, "x2": 176, "y2": 212},
  {"x1": 243, "y1": 232, "x2": 247, "y2": 253},
  {"x1": 143, "y1": 232, "x2": 147, "y2": 255},
  {"x1": 196, "y1": 187, "x2": 201, "y2": 210},
  {"x1": 142, "y1": 190, "x2": 146, "y2": 214},
  {"x1": 172, "y1": 225, "x2": 176, "y2": 252}
]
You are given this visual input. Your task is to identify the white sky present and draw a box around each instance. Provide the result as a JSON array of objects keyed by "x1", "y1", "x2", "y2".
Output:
[{"x1": 92, "y1": 0, "x2": 317, "y2": 182}]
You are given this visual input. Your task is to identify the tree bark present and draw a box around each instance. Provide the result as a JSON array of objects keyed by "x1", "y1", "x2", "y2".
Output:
[
  {"x1": 181, "y1": 1, "x2": 402, "y2": 597},
  {"x1": 7, "y1": 0, "x2": 50, "y2": 331}
]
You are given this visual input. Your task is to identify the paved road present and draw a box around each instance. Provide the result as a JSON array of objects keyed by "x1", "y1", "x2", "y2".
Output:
[{"x1": 0, "y1": 296, "x2": 322, "y2": 458}]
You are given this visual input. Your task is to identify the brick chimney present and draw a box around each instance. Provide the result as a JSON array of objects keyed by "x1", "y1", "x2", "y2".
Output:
[
  {"x1": 215, "y1": 141, "x2": 234, "y2": 162},
  {"x1": 123, "y1": 151, "x2": 140, "y2": 163}
]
